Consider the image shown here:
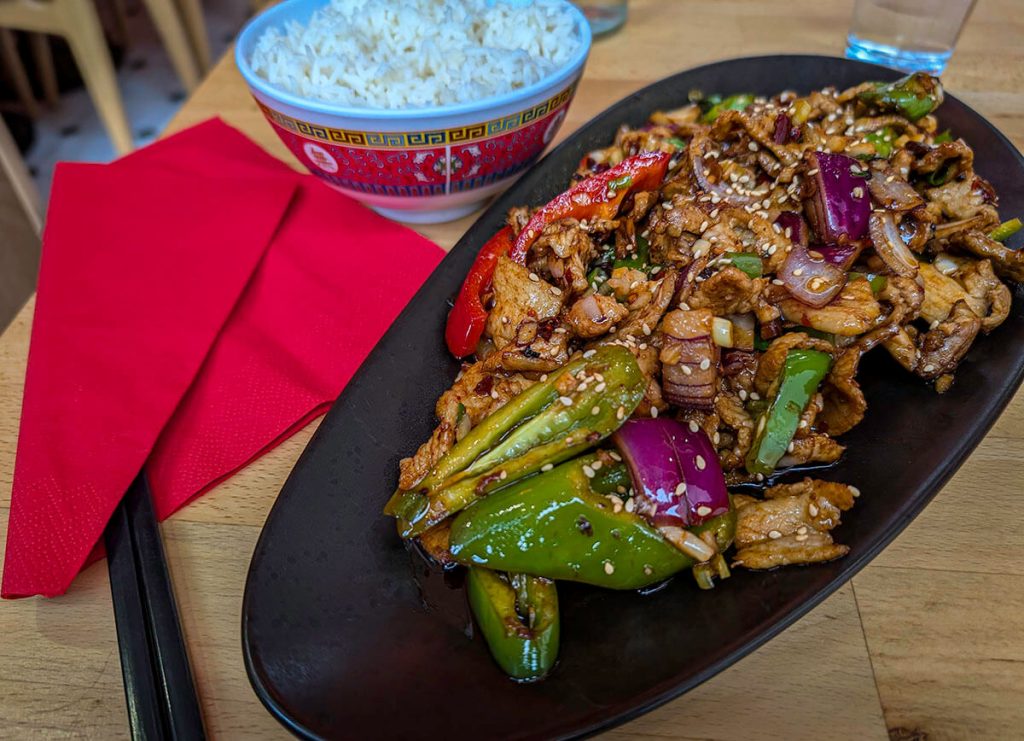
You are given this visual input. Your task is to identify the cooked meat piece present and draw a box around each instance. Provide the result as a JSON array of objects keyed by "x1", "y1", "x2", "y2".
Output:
[
  {"x1": 879, "y1": 274, "x2": 924, "y2": 326},
  {"x1": 714, "y1": 388, "x2": 754, "y2": 470},
  {"x1": 533, "y1": 219, "x2": 599, "y2": 295},
  {"x1": 753, "y1": 332, "x2": 834, "y2": 398},
  {"x1": 883, "y1": 327, "x2": 920, "y2": 373},
  {"x1": 960, "y1": 259, "x2": 1011, "y2": 332},
  {"x1": 688, "y1": 266, "x2": 766, "y2": 314},
  {"x1": 911, "y1": 138, "x2": 974, "y2": 177},
  {"x1": 566, "y1": 294, "x2": 629, "y2": 338},
  {"x1": 616, "y1": 270, "x2": 680, "y2": 340},
  {"x1": 605, "y1": 267, "x2": 649, "y2": 302},
  {"x1": 779, "y1": 278, "x2": 882, "y2": 336},
  {"x1": 482, "y1": 329, "x2": 571, "y2": 373},
  {"x1": 952, "y1": 230, "x2": 1024, "y2": 283},
  {"x1": 931, "y1": 213, "x2": 999, "y2": 242},
  {"x1": 916, "y1": 299, "x2": 981, "y2": 380},
  {"x1": 634, "y1": 344, "x2": 668, "y2": 415},
  {"x1": 919, "y1": 262, "x2": 972, "y2": 324},
  {"x1": 779, "y1": 433, "x2": 844, "y2": 466},
  {"x1": 506, "y1": 206, "x2": 532, "y2": 236},
  {"x1": 486, "y1": 256, "x2": 565, "y2": 350},
  {"x1": 417, "y1": 522, "x2": 455, "y2": 566},
  {"x1": 733, "y1": 533, "x2": 850, "y2": 569},
  {"x1": 818, "y1": 345, "x2": 866, "y2": 436},
  {"x1": 398, "y1": 423, "x2": 455, "y2": 492},
  {"x1": 733, "y1": 477, "x2": 857, "y2": 569},
  {"x1": 924, "y1": 177, "x2": 999, "y2": 222}
]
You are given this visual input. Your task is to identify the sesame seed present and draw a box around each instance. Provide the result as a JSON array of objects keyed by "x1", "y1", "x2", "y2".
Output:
[
  {"x1": 798, "y1": 419, "x2": 808, "y2": 428},
  {"x1": 768, "y1": 530, "x2": 782, "y2": 539},
  {"x1": 583, "y1": 349, "x2": 596, "y2": 359},
  {"x1": 578, "y1": 382, "x2": 588, "y2": 392},
  {"x1": 539, "y1": 374, "x2": 548, "y2": 381},
  {"x1": 772, "y1": 278, "x2": 785, "y2": 286},
  {"x1": 682, "y1": 365, "x2": 693, "y2": 375},
  {"x1": 639, "y1": 342, "x2": 648, "y2": 351},
  {"x1": 604, "y1": 561, "x2": 615, "y2": 574},
  {"x1": 541, "y1": 463, "x2": 554, "y2": 472},
  {"x1": 662, "y1": 201, "x2": 674, "y2": 210},
  {"x1": 583, "y1": 464, "x2": 595, "y2": 478},
  {"x1": 713, "y1": 431, "x2": 721, "y2": 446},
  {"x1": 750, "y1": 392, "x2": 760, "y2": 401},
  {"x1": 756, "y1": 416, "x2": 766, "y2": 435},
  {"x1": 643, "y1": 565, "x2": 653, "y2": 575},
  {"x1": 793, "y1": 267, "x2": 804, "y2": 276},
  {"x1": 923, "y1": 363, "x2": 935, "y2": 373},
  {"x1": 850, "y1": 486, "x2": 861, "y2": 498},
  {"x1": 807, "y1": 168, "x2": 819, "y2": 176},
  {"x1": 609, "y1": 450, "x2": 622, "y2": 461},
  {"x1": 795, "y1": 533, "x2": 808, "y2": 542},
  {"x1": 809, "y1": 277, "x2": 824, "y2": 290},
  {"x1": 700, "y1": 220, "x2": 709, "y2": 232},
  {"x1": 595, "y1": 382, "x2": 607, "y2": 392},
  {"x1": 591, "y1": 405, "x2": 601, "y2": 415},
  {"x1": 852, "y1": 186, "x2": 864, "y2": 199},
  {"x1": 625, "y1": 498, "x2": 635, "y2": 513},
  {"x1": 886, "y1": 174, "x2": 896, "y2": 183},
  {"x1": 699, "y1": 358, "x2": 711, "y2": 370},
  {"x1": 592, "y1": 460, "x2": 603, "y2": 471},
  {"x1": 695, "y1": 455, "x2": 707, "y2": 470},
  {"x1": 697, "y1": 505, "x2": 712, "y2": 517},
  {"x1": 710, "y1": 208, "x2": 720, "y2": 218},
  {"x1": 529, "y1": 272, "x2": 540, "y2": 282},
  {"x1": 689, "y1": 420, "x2": 700, "y2": 433},
  {"x1": 748, "y1": 141, "x2": 759, "y2": 152},
  {"x1": 490, "y1": 389, "x2": 500, "y2": 399},
  {"x1": 651, "y1": 406, "x2": 659, "y2": 418},
  {"x1": 739, "y1": 389, "x2": 748, "y2": 400},
  {"x1": 559, "y1": 396, "x2": 573, "y2": 406},
  {"x1": 550, "y1": 286, "x2": 562, "y2": 296},
  {"x1": 809, "y1": 503, "x2": 819, "y2": 517},
  {"x1": 797, "y1": 525, "x2": 808, "y2": 535},
  {"x1": 617, "y1": 406, "x2": 625, "y2": 420},
  {"x1": 642, "y1": 322, "x2": 652, "y2": 336}
]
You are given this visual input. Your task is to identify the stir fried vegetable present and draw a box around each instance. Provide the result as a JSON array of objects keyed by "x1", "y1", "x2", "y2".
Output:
[
  {"x1": 467, "y1": 568, "x2": 559, "y2": 681},
  {"x1": 387, "y1": 71, "x2": 1021, "y2": 681}
]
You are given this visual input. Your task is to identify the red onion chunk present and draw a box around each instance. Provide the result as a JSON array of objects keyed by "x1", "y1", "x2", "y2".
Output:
[
  {"x1": 780, "y1": 245, "x2": 847, "y2": 308},
  {"x1": 775, "y1": 211, "x2": 807, "y2": 246},
  {"x1": 612, "y1": 418, "x2": 730, "y2": 528},
  {"x1": 803, "y1": 152, "x2": 871, "y2": 244},
  {"x1": 814, "y1": 243, "x2": 859, "y2": 270}
]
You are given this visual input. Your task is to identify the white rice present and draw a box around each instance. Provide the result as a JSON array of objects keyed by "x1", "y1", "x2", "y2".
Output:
[{"x1": 249, "y1": 0, "x2": 582, "y2": 109}]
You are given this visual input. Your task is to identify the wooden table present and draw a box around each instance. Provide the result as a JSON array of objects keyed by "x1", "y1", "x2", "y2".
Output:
[{"x1": 2, "y1": 1, "x2": 1023, "y2": 737}]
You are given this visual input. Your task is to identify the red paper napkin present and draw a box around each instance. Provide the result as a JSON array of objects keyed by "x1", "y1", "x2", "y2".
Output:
[{"x1": 2, "y1": 119, "x2": 445, "y2": 598}]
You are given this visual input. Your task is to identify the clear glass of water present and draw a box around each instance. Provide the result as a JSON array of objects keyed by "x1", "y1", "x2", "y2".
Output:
[
  {"x1": 573, "y1": 0, "x2": 628, "y2": 38},
  {"x1": 845, "y1": 0, "x2": 977, "y2": 75}
]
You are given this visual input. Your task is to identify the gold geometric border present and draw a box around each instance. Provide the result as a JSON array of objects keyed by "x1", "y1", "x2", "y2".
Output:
[{"x1": 257, "y1": 80, "x2": 577, "y2": 149}]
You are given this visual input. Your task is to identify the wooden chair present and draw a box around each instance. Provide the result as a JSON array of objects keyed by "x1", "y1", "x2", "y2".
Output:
[
  {"x1": 0, "y1": 114, "x2": 43, "y2": 234},
  {"x1": 0, "y1": 0, "x2": 209, "y2": 154}
]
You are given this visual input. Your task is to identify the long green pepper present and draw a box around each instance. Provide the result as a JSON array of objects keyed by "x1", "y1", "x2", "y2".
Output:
[{"x1": 385, "y1": 345, "x2": 645, "y2": 538}]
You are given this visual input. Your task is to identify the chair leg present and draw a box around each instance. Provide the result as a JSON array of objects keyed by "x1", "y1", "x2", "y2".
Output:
[
  {"x1": 107, "y1": 0, "x2": 131, "y2": 48},
  {"x1": 140, "y1": 0, "x2": 200, "y2": 91},
  {"x1": 53, "y1": 0, "x2": 133, "y2": 154},
  {"x1": 174, "y1": 0, "x2": 210, "y2": 73},
  {"x1": 0, "y1": 29, "x2": 41, "y2": 119},
  {"x1": 0, "y1": 115, "x2": 44, "y2": 235},
  {"x1": 28, "y1": 33, "x2": 60, "y2": 107}
]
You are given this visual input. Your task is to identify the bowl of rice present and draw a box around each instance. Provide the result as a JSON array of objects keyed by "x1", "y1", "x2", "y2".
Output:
[{"x1": 236, "y1": 0, "x2": 591, "y2": 223}]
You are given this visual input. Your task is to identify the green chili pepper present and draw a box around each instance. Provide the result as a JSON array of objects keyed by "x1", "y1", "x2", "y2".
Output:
[
  {"x1": 613, "y1": 234, "x2": 651, "y2": 271},
  {"x1": 989, "y1": 218, "x2": 1022, "y2": 243},
  {"x1": 933, "y1": 129, "x2": 953, "y2": 143},
  {"x1": 864, "y1": 126, "x2": 896, "y2": 158},
  {"x1": 745, "y1": 349, "x2": 832, "y2": 476},
  {"x1": 855, "y1": 72, "x2": 944, "y2": 122},
  {"x1": 668, "y1": 136, "x2": 687, "y2": 150},
  {"x1": 723, "y1": 252, "x2": 763, "y2": 278},
  {"x1": 450, "y1": 454, "x2": 736, "y2": 590},
  {"x1": 701, "y1": 93, "x2": 756, "y2": 123},
  {"x1": 466, "y1": 568, "x2": 559, "y2": 681},
  {"x1": 849, "y1": 271, "x2": 888, "y2": 294},
  {"x1": 385, "y1": 345, "x2": 645, "y2": 538}
]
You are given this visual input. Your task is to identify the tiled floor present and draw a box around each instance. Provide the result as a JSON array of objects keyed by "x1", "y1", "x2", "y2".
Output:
[{"x1": 24, "y1": 0, "x2": 252, "y2": 199}]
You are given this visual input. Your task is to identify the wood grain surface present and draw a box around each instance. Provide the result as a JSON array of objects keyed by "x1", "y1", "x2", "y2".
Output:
[{"x1": 2, "y1": 1, "x2": 1023, "y2": 738}]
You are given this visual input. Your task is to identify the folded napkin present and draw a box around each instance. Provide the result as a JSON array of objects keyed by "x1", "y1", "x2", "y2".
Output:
[{"x1": 2, "y1": 120, "x2": 444, "y2": 598}]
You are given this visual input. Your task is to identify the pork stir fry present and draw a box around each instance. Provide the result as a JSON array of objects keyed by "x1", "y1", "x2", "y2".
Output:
[{"x1": 385, "y1": 73, "x2": 1022, "y2": 681}]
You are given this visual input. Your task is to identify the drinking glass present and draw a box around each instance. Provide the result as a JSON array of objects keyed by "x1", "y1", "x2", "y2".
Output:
[
  {"x1": 572, "y1": 0, "x2": 627, "y2": 38},
  {"x1": 845, "y1": 0, "x2": 977, "y2": 75}
]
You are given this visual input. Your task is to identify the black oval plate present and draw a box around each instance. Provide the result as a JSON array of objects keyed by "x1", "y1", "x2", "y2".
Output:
[{"x1": 242, "y1": 55, "x2": 1024, "y2": 740}]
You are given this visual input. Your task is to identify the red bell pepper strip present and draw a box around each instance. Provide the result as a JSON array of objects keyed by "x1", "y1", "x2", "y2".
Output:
[
  {"x1": 445, "y1": 226, "x2": 514, "y2": 358},
  {"x1": 508, "y1": 150, "x2": 672, "y2": 262}
]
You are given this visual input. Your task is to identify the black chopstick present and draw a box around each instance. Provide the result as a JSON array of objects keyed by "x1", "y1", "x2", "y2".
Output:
[{"x1": 106, "y1": 471, "x2": 206, "y2": 740}]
